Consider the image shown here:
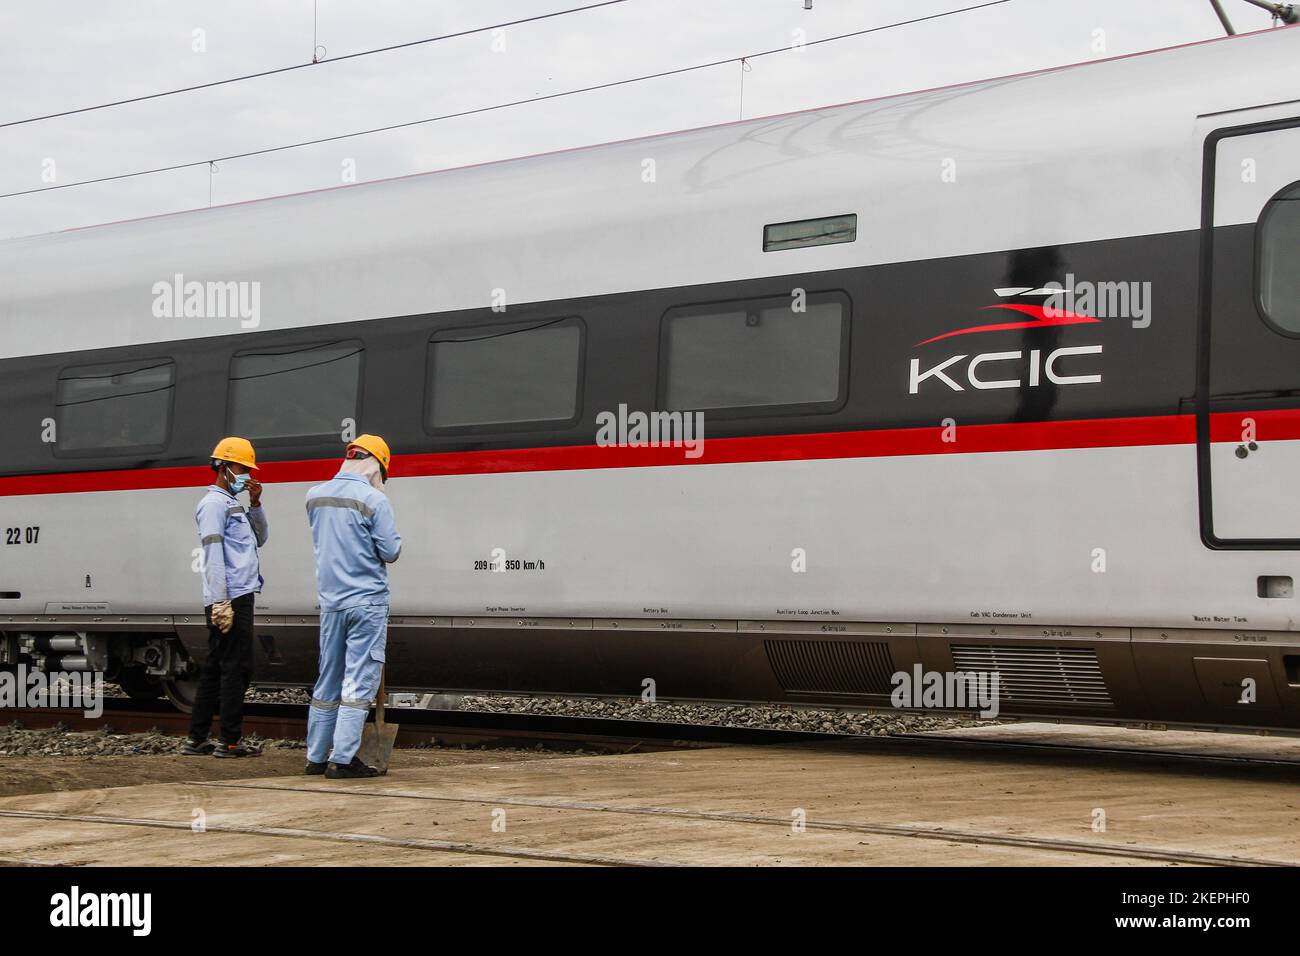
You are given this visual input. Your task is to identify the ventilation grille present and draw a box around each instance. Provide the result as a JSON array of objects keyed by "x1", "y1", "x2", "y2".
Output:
[
  {"x1": 950, "y1": 644, "x2": 1113, "y2": 707},
  {"x1": 764, "y1": 640, "x2": 895, "y2": 696}
]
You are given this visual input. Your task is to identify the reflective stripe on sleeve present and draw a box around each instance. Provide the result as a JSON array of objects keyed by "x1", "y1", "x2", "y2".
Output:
[{"x1": 200, "y1": 534, "x2": 224, "y2": 545}]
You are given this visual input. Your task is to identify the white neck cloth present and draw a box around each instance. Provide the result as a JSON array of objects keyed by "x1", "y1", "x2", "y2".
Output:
[{"x1": 340, "y1": 455, "x2": 384, "y2": 490}]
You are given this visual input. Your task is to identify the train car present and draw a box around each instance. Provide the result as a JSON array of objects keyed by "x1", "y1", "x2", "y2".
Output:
[{"x1": 2, "y1": 26, "x2": 1299, "y2": 729}]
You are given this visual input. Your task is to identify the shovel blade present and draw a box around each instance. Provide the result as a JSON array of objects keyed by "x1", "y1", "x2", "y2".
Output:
[{"x1": 356, "y1": 721, "x2": 399, "y2": 774}]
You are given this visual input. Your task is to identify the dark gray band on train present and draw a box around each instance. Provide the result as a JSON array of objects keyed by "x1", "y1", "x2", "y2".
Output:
[
  {"x1": 200, "y1": 534, "x2": 224, "y2": 545},
  {"x1": 306, "y1": 497, "x2": 374, "y2": 518},
  {"x1": 310, "y1": 697, "x2": 340, "y2": 710}
]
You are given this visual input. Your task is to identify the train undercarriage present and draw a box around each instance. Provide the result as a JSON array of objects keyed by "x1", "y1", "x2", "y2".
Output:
[
  {"x1": 0, "y1": 629, "x2": 198, "y2": 710},
  {"x1": 4, "y1": 612, "x2": 1300, "y2": 731}
]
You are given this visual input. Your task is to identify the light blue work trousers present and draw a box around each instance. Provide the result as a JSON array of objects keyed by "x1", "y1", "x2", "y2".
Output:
[{"x1": 306, "y1": 604, "x2": 388, "y2": 765}]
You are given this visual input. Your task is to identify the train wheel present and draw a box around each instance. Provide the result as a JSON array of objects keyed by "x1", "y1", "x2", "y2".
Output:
[
  {"x1": 163, "y1": 678, "x2": 199, "y2": 713},
  {"x1": 116, "y1": 668, "x2": 164, "y2": 702}
]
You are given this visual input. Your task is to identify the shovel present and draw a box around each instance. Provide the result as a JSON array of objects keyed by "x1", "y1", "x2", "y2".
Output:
[{"x1": 356, "y1": 667, "x2": 398, "y2": 774}]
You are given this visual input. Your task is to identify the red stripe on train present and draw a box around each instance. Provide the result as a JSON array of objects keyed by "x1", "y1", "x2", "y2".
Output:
[
  {"x1": 0, "y1": 412, "x2": 1239, "y2": 497},
  {"x1": 1205, "y1": 408, "x2": 1300, "y2": 443}
]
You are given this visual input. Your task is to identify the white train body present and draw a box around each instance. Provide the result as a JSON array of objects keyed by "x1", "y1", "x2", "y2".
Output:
[{"x1": 3, "y1": 27, "x2": 1300, "y2": 726}]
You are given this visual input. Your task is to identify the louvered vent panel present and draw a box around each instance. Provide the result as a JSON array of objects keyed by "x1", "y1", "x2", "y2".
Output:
[
  {"x1": 764, "y1": 640, "x2": 895, "y2": 696},
  {"x1": 950, "y1": 644, "x2": 1113, "y2": 707}
]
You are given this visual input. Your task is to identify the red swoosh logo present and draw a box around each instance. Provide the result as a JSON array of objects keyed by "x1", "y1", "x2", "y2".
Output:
[{"x1": 913, "y1": 303, "x2": 1101, "y2": 347}]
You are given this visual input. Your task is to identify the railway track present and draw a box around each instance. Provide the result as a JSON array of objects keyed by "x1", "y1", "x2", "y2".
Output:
[
  {"x1": 195, "y1": 780, "x2": 1294, "y2": 867},
  {"x1": 4, "y1": 700, "x2": 1299, "y2": 866},
  {"x1": 0, "y1": 783, "x2": 1287, "y2": 867},
  {"x1": 0, "y1": 698, "x2": 836, "y2": 752},
  {"x1": 0, "y1": 807, "x2": 679, "y2": 867},
  {"x1": 6, "y1": 698, "x2": 1300, "y2": 774}
]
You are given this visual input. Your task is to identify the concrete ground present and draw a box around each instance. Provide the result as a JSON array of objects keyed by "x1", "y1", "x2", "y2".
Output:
[
  {"x1": 1, "y1": 724, "x2": 1298, "y2": 866},
  {"x1": 923, "y1": 720, "x2": 1300, "y2": 758},
  {"x1": 0, "y1": 746, "x2": 573, "y2": 799}
]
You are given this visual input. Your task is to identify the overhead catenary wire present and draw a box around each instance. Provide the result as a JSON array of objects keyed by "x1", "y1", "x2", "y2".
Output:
[
  {"x1": 0, "y1": 0, "x2": 632, "y2": 130},
  {"x1": 0, "y1": 0, "x2": 1011, "y2": 202},
  {"x1": 1208, "y1": 0, "x2": 1238, "y2": 33}
]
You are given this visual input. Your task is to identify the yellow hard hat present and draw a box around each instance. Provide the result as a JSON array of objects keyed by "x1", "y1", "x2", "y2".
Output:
[
  {"x1": 347, "y1": 434, "x2": 391, "y2": 476},
  {"x1": 210, "y1": 436, "x2": 258, "y2": 470}
]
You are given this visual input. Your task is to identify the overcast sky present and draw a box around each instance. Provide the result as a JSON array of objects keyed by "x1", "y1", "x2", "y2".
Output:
[{"x1": 0, "y1": 0, "x2": 1282, "y2": 240}]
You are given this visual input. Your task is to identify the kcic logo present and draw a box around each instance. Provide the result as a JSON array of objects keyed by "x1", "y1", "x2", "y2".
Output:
[{"x1": 905, "y1": 278, "x2": 1149, "y2": 395}]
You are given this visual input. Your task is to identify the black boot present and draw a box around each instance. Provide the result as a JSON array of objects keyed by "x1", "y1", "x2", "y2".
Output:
[{"x1": 325, "y1": 756, "x2": 380, "y2": 779}]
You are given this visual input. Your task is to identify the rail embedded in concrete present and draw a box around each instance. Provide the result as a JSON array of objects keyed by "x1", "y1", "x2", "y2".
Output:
[{"x1": 7, "y1": 697, "x2": 1300, "y2": 775}]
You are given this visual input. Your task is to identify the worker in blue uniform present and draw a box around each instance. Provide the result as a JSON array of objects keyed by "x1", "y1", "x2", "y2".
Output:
[
  {"x1": 304, "y1": 434, "x2": 402, "y2": 778},
  {"x1": 184, "y1": 437, "x2": 269, "y2": 758}
]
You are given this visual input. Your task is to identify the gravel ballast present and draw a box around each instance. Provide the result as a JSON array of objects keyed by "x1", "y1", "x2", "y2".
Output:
[
  {"x1": 455, "y1": 693, "x2": 1001, "y2": 736},
  {"x1": 236, "y1": 685, "x2": 1001, "y2": 737},
  {"x1": 74, "y1": 683, "x2": 1004, "y2": 752},
  {"x1": 0, "y1": 722, "x2": 303, "y2": 758}
]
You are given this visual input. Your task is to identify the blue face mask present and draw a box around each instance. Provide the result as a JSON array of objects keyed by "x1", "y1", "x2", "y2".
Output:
[{"x1": 226, "y1": 469, "x2": 250, "y2": 495}]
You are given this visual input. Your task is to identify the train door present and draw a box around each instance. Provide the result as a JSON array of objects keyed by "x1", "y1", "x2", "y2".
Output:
[{"x1": 1200, "y1": 118, "x2": 1300, "y2": 547}]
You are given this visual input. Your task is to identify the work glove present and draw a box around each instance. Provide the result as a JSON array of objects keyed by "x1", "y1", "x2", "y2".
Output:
[{"x1": 211, "y1": 600, "x2": 234, "y2": 634}]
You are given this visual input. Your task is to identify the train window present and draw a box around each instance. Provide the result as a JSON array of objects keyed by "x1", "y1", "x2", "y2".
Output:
[
  {"x1": 426, "y1": 318, "x2": 583, "y2": 430},
  {"x1": 1258, "y1": 181, "x2": 1300, "y2": 333},
  {"x1": 763, "y1": 214, "x2": 857, "y2": 252},
  {"x1": 54, "y1": 359, "x2": 176, "y2": 455},
  {"x1": 228, "y1": 340, "x2": 363, "y2": 441},
  {"x1": 661, "y1": 291, "x2": 849, "y2": 414}
]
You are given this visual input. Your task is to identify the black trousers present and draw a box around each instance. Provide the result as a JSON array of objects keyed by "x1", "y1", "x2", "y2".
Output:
[{"x1": 188, "y1": 593, "x2": 255, "y2": 744}]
